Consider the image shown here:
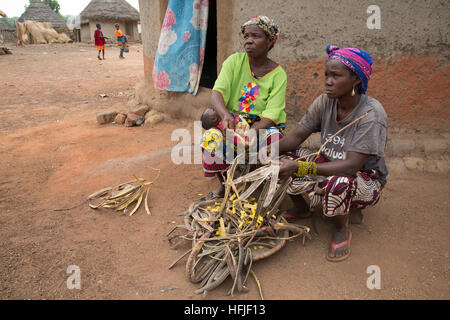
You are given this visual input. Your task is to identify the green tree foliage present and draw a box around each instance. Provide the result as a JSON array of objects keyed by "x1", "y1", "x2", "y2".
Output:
[
  {"x1": 0, "y1": 17, "x2": 18, "y2": 28},
  {"x1": 43, "y1": 0, "x2": 61, "y2": 13},
  {"x1": 25, "y1": 0, "x2": 61, "y2": 14}
]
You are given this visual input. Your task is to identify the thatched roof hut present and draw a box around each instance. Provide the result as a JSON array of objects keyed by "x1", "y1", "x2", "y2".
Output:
[
  {"x1": 79, "y1": 0, "x2": 140, "y2": 43},
  {"x1": 80, "y1": 0, "x2": 140, "y2": 24},
  {"x1": 18, "y1": 0, "x2": 67, "y2": 30}
]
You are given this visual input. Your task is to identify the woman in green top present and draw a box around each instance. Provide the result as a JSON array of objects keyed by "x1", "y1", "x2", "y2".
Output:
[{"x1": 201, "y1": 15, "x2": 287, "y2": 200}]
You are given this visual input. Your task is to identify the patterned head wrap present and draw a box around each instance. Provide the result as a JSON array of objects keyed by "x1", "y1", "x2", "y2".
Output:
[
  {"x1": 326, "y1": 45, "x2": 374, "y2": 94},
  {"x1": 241, "y1": 16, "x2": 279, "y2": 42}
]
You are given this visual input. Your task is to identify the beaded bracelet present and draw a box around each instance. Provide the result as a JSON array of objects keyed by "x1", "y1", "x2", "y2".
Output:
[{"x1": 296, "y1": 161, "x2": 317, "y2": 177}]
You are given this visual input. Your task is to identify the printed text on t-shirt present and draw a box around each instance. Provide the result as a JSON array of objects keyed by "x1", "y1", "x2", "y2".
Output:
[{"x1": 322, "y1": 131, "x2": 346, "y2": 160}]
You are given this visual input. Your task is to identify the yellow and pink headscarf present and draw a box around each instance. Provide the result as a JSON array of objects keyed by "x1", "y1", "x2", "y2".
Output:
[{"x1": 241, "y1": 16, "x2": 279, "y2": 43}]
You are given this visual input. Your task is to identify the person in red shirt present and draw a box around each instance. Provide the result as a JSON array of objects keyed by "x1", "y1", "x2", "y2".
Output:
[{"x1": 94, "y1": 24, "x2": 106, "y2": 60}]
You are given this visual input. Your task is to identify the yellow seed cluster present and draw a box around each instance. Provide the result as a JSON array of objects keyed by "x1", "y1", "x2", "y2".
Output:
[
  {"x1": 215, "y1": 217, "x2": 227, "y2": 236},
  {"x1": 233, "y1": 200, "x2": 264, "y2": 230},
  {"x1": 252, "y1": 245, "x2": 264, "y2": 251},
  {"x1": 206, "y1": 198, "x2": 267, "y2": 235}
]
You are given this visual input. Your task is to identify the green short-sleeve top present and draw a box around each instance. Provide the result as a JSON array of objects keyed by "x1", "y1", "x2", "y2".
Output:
[{"x1": 212, "y1": 52, "x2": 287, "y2": 125}]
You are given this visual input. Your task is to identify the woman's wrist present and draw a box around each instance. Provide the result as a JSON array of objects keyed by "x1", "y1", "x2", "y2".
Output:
[
  {"x1": 254, "y1": 118, "x2": 274, "y2": 130},
  {"x1": 287, "y1": 160, "x2": 299, "y2": 176}
]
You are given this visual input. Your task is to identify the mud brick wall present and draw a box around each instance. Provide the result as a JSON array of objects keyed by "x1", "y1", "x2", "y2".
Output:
[{"x1": 139, "y1": 0, "x2": 449, "y2": 130}]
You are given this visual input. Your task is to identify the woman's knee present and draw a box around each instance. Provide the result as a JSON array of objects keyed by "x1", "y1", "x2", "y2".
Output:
[{"x1": 323, "y1": 175, "x2": 354, "y2": 195}]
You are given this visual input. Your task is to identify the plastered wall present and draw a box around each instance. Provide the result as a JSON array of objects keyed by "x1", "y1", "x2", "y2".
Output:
[{"x1": 139, "y1": 0, "x2": 449, "y2": 129}]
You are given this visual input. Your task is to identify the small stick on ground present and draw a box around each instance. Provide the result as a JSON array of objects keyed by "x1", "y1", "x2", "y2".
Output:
[{"x1": 250, "y1": 269, "x2": 264, "y2": 300}]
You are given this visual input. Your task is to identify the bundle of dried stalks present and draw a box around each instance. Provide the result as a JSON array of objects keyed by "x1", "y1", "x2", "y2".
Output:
[
  {"x1": 167, "y1": 155, "x2": 310, "y2": 299},
  {"x1": 15, "y1": 20, "x2": 71, "y2": 44},
  {"x1": 88, "y1": 169, "x2": 160, "y2": 216},
  {"x1": 15, "y1": 21, "x2": 29, "y2": 45}
]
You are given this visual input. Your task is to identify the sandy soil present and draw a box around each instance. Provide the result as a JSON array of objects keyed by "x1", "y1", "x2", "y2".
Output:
[{"x1": 0, "y1": 43, "x2": 448, "y2": 300}]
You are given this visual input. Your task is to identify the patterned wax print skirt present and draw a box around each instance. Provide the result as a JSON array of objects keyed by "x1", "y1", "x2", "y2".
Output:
[{"x1": 286, "y1": 148, "x2": 384, "y2": 217}]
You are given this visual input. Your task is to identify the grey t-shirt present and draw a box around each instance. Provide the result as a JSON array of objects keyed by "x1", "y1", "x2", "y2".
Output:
[{"x1": 299, "y1": 94, "x2": 389, "y2": 185}]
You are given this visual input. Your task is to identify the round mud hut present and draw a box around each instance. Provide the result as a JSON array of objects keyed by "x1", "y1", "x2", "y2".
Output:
[
  {"x1": 0, "y1": 20, "x2": 16, "y2": 43},
  {"x1": 79, "y1": 0, "x2": 140, "y2": 43},
  {"x1": 18, "y1": 0, "x2": 68, "y2": 34}
]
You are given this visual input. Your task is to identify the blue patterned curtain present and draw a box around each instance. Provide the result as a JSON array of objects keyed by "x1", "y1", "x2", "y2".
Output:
[{"x1": 153, "y1": 0, "x2": 209, "y2": 96}]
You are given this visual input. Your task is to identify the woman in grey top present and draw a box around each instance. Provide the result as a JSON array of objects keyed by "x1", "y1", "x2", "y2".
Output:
[{"x1": 277, "y1": 45, "x2": 388, "y2": 262}]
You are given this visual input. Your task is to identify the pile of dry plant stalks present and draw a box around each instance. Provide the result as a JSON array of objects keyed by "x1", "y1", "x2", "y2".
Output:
[
  {"x1": 167, "y1": 155, "x2": 311, "y2": 299},
  {"x1": 88, "y1": 171, "x2": 159, "y2": 216},
  {"x1": 15, "y1": 20, "x2": 71, "y2": 45}
]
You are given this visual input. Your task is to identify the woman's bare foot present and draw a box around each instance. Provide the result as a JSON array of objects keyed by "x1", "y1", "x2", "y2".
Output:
[{"x1": 283, "y1": 194, "x2": 312, "y2": 219}]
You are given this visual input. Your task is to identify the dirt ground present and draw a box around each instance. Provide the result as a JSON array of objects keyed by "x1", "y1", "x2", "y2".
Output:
[{"x1": 0, "y1": 43, "x2": 448, "y2": 300}]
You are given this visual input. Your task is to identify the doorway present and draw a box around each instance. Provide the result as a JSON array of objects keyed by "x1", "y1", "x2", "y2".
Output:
[
  {"x1": 199, "y1": 0, "x2": 217, "y2": 89},
  {"x1": 125, "y1": 22, "x2": 134, "y2": 41}
]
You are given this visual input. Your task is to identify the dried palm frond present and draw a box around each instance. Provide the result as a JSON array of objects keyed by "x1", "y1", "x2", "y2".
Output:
[{"x1": 88, "y1": 168, "x2": 160, "y2": 216}]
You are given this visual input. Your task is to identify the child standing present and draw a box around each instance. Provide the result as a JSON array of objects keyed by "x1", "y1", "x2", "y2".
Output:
[{"x1": 94, "y1": 24, "x2": 106, "y2": 60}]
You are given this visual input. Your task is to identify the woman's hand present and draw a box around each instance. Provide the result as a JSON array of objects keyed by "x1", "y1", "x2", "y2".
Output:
[
  {"x1": 242, "y1": 128, "x2": 256, "y2": 149},
  {"x1": 244, "y1": 118, "x2": 274, "y2": 149},
  {"x1": 278, "y1": 158, "x2": 299, "y2": 180},
  {"x1": 211, "y1": 91, "x2": 234, "y2": 130},
  {"x1": 222, "y1": 113, "x2": 236, "y2": 130}
]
